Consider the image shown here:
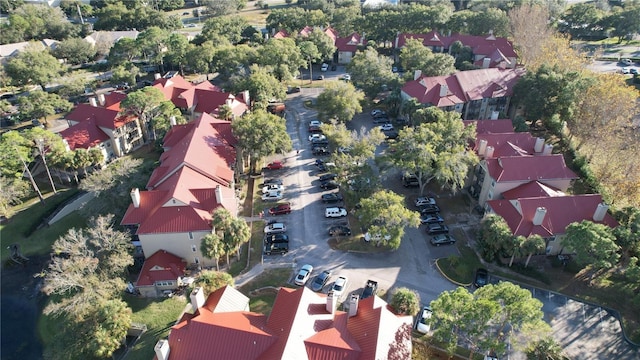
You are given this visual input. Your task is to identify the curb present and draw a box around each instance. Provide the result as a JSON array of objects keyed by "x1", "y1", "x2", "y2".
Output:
[{"x1": 434, "y1": 258, "x2": 472, "y2": 287}]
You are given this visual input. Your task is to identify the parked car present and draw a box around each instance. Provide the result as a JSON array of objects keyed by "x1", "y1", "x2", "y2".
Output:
[
  {"x1": 309, "y1": 125, "x2": 322, "y2": 133},
  {"x1": 328, "y1": 225, "x2": 351, "y2": 236},
  {"x1": 379, "y1": 123, "x2": 394, "y2": 131},
  {"x1": 311, "y1": 270, "x2": 331, "y2": 292},
  {"x1": 415, "y1": 197, "x2": 437, "y2": 207},
  {"x1": 361, "y1": 280, "x2": 378, "y2": 299},
  {"x1": 418, "y1": 204, "x2": 440, "y2": 214},
  {"x1": 371, "y1": 109, "x2": 386, "y2": 117},
  {"x1": 363, "y1": 232, "x2": 391, "y2": 242},
  {"x1": 311, "y1": 138, "x2": 329, "y2": 146},
  {"x1": 309, "y1": 120, "x2": 321, "y2": 128},
  {"x1": 309, "y1": 133, "x2": 327, "y2": 142},
  {"x1": 317, "y1": 162, "x2": 336, "y2": 172},
  {"x1": 264, "y1": 242, "x2": 288, "y2": 255},
  {"x1": 402, "y1": 173, "x2": 419, "y2": 187},
  {"x1": 262, "y1": 184, "x2": 284, "y2": 194},
  {"x1": 264, "y1": 178, "x2": 283, "y2": 186},
  {"x1": 474, "y1": 268, "x2": 488, "y2": 288},
  {"x1": 321, "y1": 193, "x2": 343, "y2": 203},
  {"x1": 312, "y1": 147, "x2": 330, "y2": 156},
  {"x1": 264, "y1": 233, "x2": 289, "y2": 244},
  {"x1": 631, "y1": 68, "x2": 639, "y2": 75},
  {"x1": 269, "y1": 203, "x2": 291, "y2": 215},
  {"x1": 341, "y1": 74, "x2": 351, "y2": 81},
  {"x1": 294, "y1": 264, "x2": 314, "y2": 286},
  {"x1": 621, "y1": 58, "x2": 634, "y2": 66},
  {"x1": 430, "y1": 234, "x2": 456, "y2": 246},
  {"x1": 262, "y1": 191, "x2": 283, "y2": 202},
  {"x1": 264, "y1": 222, "x2": 286, "y2": 235},
  {"x1": 316, "y1": 75, "x2": 324, "y2": 80},
  {"x1": 319, "y1": 173, "x2": 338, "y2": 181},
  {"x1": 385, "y1": 130, "x2": 399, "y2": 140},
  {"x1": 331, "y1": 276, "x2": 348, "y2": 298},
  {"x1": 265, "y1": 161, "x2": 284, "y2": 170},
  {"x1": 321, "y1": 63, "x2": 329, "y2": 72},
  {"x1": 373, "y1": 116, "x2": 390, "y2": 124},
  {"x1": 415, "y1": 306, "x2": 433, "y2": 334},
  {"x1": 325, "y1": 207, "x2": 347, "y2": 218},
  {"x1": 330, "y1": 64, "x2": 337, "y2": 71},
  {"x1": 420, "y1": 213, "x2": 444, "y2": 224},
  {"x1": 426, "y1": 223, "x2": 449, "y2": 235},
  {"x1": 320, "y1": 180, "x2": 340, "y2": 190},
  {"x1": 286, "y1": 86, "x2": 301, "y2": 94}
]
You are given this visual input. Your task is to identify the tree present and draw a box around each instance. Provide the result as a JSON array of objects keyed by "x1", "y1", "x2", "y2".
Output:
[
  {"x1": 210, "y1": 208, "x2": 250, "y2": 267},
  {"x1": 202, "y1": 0, "x2": 244, "y2": 16},
  {"x1": 24, "y1": 127, "x2": 68, "y2": 194},
  {"x1": 599, "y1": 6, "x2": 640, "y2": 44},
  {"x1": 383, "y1": 109, "x2": 478, "y2": 195},
  {"x1": 4, "y1": 45, "x2": 64, "y2": 89},
  {"x1": 0, "y1": 4, "x2": 76, "y2": 43},
  {"x1": 399, "y1": 38, "x2": 434, "y2": 73},
  {"x1": 422, "y1": 52, "x2": 456, "y2": 77},
  {"x1": 0, "y1": 130, "x2": 44, "y2": 203},
  {"x1": 186, "y1": 42, "x2": 215, "y2": 75},
  {"x1": 151, "y1": 101, "x2": 183, "y2": 140},
  {"x1": 466, "y1": 7, "x2": 509, "y2": 37},
  {"x1": 200, "y1": 232, "x2": 225, "y2": 271},
  {"x1": 108, "y1": 37, "x2": 141, "y2": 65},
  {"x1": 266, "y1": 7, "x2": 308, "y2": 33},
  {"x1": 119, "y1": 86, "x2": 167, "y2": 142},
  {"x1": 256, "y1": 38, "x2": 305, "y2": 81},
  {"x1": 508, "y1": 4, "x2": 555, "y2": 67},
  {"x1": 211, "y1": 43, "x2": 257, "y2": 79},
  {"x1": 136, "y1": 26, "x2": 169, "y2": 73},
  {"x1": 389, "y1": 287, "x2": 421, "y2": 316},
  {"x1": 43, "y1": 214, "x2": 133, "y2": 317},
  {"x1": 0, "y1": 176, "x2": 29, "y2": 218},
  {"x1": 195, "y1": 270, "x2": 234, "y2": 296},
  {"x1": 164, "y1": 33, "x2": 189, "y2": 74},
  {"x1": 331, "y1": 7, "x2": 362, "y2": 37},
  {"x1": 522, "y1": 234, "x2": 546, "y2": 268},
  {"x1": 526, "y1": 337, "x2": 569, "y2": 360},
  {"x1": 613, "y1": 207, "x2": 640, "y2": 263},
  {"x1": 110, "y1": 62, "x2": 141, "y2": 88},
  {"x1": 507, "y1": 235, "x2": 526, "y2": 267},
  {"x1": 306, "y1": 28, "x2": 337, "y2": 61},
  {"x1": 17, "y1": 90, "x2": 73, "y2": 125},
  {"x1": 357, "y1": 190, "x2": 420, "y2": 249},
  {"x1": 196, "y1": 15, "x2": 249, "y2": 45},
  {"x1": 559, "y1": 3, "x2": 604, "y2": 39},
  {"x1": 347, "y1": 47, "x2": 395, "y2": 98},
  {"x1": 85, "y1": 299, "x2": 132, "y2": 358},
  {"x1": 478, "y1": 214, "x2": 513, "y2": 262},
  {"x1": 562, "y1": 220, "x2": 620, "y2": 271},
  {"x1": 52, "y1": 37, "x2": 96, "y2": 65},
  {"x1": 316, "y1": 81, "x2": 364, "y2": 123},
  {"x1": 231, "y1": 65, "x2": 285, "y2": 110}
]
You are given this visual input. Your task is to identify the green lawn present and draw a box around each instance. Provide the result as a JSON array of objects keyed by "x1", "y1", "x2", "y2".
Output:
[
  {"x1": 124, "y1": 296, "x2": 187, "y2": 360},
  {"x1": 238, "y1": 267, "x2": 292, "y2": 315}
]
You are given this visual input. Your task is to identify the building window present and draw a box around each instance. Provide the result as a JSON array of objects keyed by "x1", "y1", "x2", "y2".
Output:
[
  {"x1": 491, "y1": 180, "x2": 496, "y2": 188},
  {"x1": 188, "y1": 232, "x2": 193, "y2": 240},
  {"x1": 194, "y1": 257, "x2": 200, "y2": 264},
  {"x1": 191, "y1": 245, "x2": 196, "y2": 252},
  {"x1": 488, "y1": 191, "x2": 493, "y2": 199}
]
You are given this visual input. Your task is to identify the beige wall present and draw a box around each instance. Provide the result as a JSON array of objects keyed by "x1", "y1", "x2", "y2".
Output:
[{"x1": 139, "y1": 230, "x2": 215, "y2": 267}]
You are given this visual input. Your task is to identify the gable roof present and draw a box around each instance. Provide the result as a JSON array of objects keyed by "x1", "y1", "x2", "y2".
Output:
[
  {"x1": 65, "y1": 101, "x2": 135, "y2": 130},
  {"x1": 83, "y1": 30, "x2": 139, "y2": 47},
  {"x1": 203, "y1": 285, "x2": 250, "y2": 313},
  {"x1": 501, "y1": 181, "x2": 566, "y2": 200},
  {"x1": 59, "y1": 118, "x2": 110, "y2": 150},
  {"x1": 0, "y1": 39, "x2": 58, "y2": 59},
  {"x1": 164, "y1": 286, "x2": 411, "y2": 360},
  {"x1": 396, "y1": 31, "x2": 445, "y2": 48},
  {"x1": 445, "y1": 33, "x2": 517, "y2": 58},
  {"x1": 335, "y1": 32, "x2": 364, "y2": 53},
  {"x1": 475, "y1": 132, "x2": 539, "y2": 158},
  {"x1": 402, "y1": 74, "x2": 466, "y2": 107},
  {"x1": 488, "y1": 194, "x2": 618, "y2": 237},
  {"x1": 464, "y1": 119, "x2": 514, "y2": 134},
  {"x1": 135, "y1": 250, "x2": 185, "y2": 287},
  {"x1": 485, "y1": 154, "x2": 578, "y2": 183}
]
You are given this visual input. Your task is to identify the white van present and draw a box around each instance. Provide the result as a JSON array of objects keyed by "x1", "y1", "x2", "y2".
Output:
[{"x1": 325, "y1": 207, "x2": 347, "y2": 218}]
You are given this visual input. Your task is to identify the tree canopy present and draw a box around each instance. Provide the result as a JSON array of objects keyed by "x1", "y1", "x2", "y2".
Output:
[
  {"x1": 562, "y1": 220, "x2": 620, "y2": 271},
  {"x1": 357, "y1": 190, "x2": 420, "y2": 249},
  {"x1": 4, "y1": 45, "x2": 64, "y2": 89},
  {"x1": 256, "y1": 38, "x2": 305, "y2": 81},
  {"x1": 347, "y1": 47, "x2": 395, "y2": 98},
  {"x1": 316, "y1": 81, "x2": 364, "y2": 123},
  {"x1": 389, "y1": 287, "x2": 421, "y2": 315}
]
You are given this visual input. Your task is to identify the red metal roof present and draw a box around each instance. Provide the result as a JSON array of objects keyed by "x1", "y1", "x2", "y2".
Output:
[
  {"x1": 454, "y1": 68, "x2": 524, "y2": 101},
  {"x1": 463, "y1": 119, "x2": 514, "y2": 134},
  {"x1": 486, "y1": 154, "x2": 578, "y2": 183},
  {"x1": 402, "y1": 74, "x2": 465, "y2": 107},
  {"x1": 396, "y1": 31, "x2": 444, "y2": 48},
  {"x1": 501, "y1": 181, "x2": 565, "y2": 200},
  {"x1": 59, "y1": 118, "x2": 110, "y2": 150},
  {"x1": 444, "y1": 33, "x2": 517, "y2": 58},
  {"x1": 488, "y1": 194, "x2": 618, "y2": 237},
  {"x1": 475, "y1": 132, "x2": 538, "y2": 158},
  {"x1": 65, "y1": 103, "x2": 136, "y2": 130},
  {"x1": 135, "y1": 250, "x2": 185, "y2": 286},
  {"x1": 335, "y1": 32, "x2": 363, "y2": 53},
  {"x1": 164, "y1": 286, "x2": 411, "y2": 360}
]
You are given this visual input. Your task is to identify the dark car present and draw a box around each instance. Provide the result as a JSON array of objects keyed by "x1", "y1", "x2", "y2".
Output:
[
  {"x1": 263, "y1": 178, "x2": 283, "y2": 186},
  {"x1": 316, "y1": 75, "x2": 325, "y2": 80},
  {"x1": 328, "y1": 225, "x2": 351, "y2": 236},
  {"x1": 264, "y1": 242, "x2": 289, "y2": 255},
  {"x1": 322, "y1": 193, "x2": 343, "y2": 203},
  {"x1": 311, "y1": 270, "x2": 331, "y2": 292},
  {"x1": 330, "y1": 64, "x2": 337, "y2": 71},
  {"x1": 312, "y1": 147, "x2": 330, "y2": 156},
  {"x1": 426, "y1": 223, "x2": 449, "y2": 235},
  {"x1": 311, "y1": 139, "x2": 329, "y2": 147},
  {"x1": 320, "y1": 180, "x2": 340, "y2": 190},
  {"x1": 287, "y1": 86, "x2": 301, "y2": 94},
  {"x1": 430, "y1": 234, "x2": 456, "y2": 246},
  {"x1": 309, "y1": 125, "x2": 322, "y2": 133},
  {"x1": 402, "y1": 174, "x2": 419, "y2": 187},
  {"x1": 361, "y1": 280, "x2": 378, "y2": 299},
  {"x1": 385, "y1": 130, "x2": 399, "y2": 140},
  {"x1": 474, "y1": 268, "x2": 489, "y2": 288},
  {"x1": 420, "y1": 213, "x2": 444, "y2": 224},
  {"x1": 268, "y1": 203, "x2": 291, "y2": 215},
  {"x1": 373, "y1": 116, "x2": 390, "y2": 124},
  {"x1": 319, "y1": 173, "x2": 338, "y2": 181},
  {"x1": 419, "y1": 204, "x2": 440, "y2": 214},
  {"x1": 264, "y1": 233, "x2": 289, "y2": 245}
]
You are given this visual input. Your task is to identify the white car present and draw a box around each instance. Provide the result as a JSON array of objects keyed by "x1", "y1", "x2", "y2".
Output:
[
  {"x1": 341, "y1": 74, "x2": 351, "y2": 81},
  {"x1": 379, "y1": 123, "x2": 394, "y2": 131},
  {"x1": 363, "y1": 232, "x2": 391, "y2": 242},
  {"x1": 294, "y1": 264, "x2": 314, "y2": 286},
  {"x1": 321, "y1": 63, "x2": 329, "y2": 72},
  {"x1": 415, "y1": 197, "x2": 436, "y2": 207},
  {"x1": 331, "y1": 276, "x2": 348, "y2": 298},
  {"x1": 262, "y1": 184, "x2": 284, "y2": 194},
  {"x1": 415, "y1": 306, "x2": 432, "y2": 334},
  {"x1": 309, "y1": 120, "x2": 321, "y2": 127},
  {"x1": 264, "y1": 222, "x2": 286, "y2": 235},
  {"x1": 262, "y1": 191, "x2": 283, "y2": 201},
  {"x1": 308, "y1": 134, "x2": 327, "y2": 142},
  {"x1": 621, "y1": 67, "x2": 631, "y2": 74}
]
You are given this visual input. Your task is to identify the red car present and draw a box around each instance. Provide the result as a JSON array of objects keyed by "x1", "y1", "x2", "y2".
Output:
[
  {"x1": 265, "y1": 161, "x2": 284, "y2": 170},
  {"x1": 269, "y1": 203, "x2": 291, "y2": 215}
]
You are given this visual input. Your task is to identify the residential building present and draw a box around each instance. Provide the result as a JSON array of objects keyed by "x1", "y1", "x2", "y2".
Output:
[
  {"x1": 60, "y1": 91, "x2": 142, "y2": 161},
  {"x1": 0, "y1": 39, "x2": 58, "y2": 64},
  {"x1": 395, "y1": 31, "x2": 517, "y2": 69},
  {"x1": 401, "y1": 68, "x2": 525, "y2": 120},
  {"x1": 121, "y1": 113, "x2": 238, "y2": 267},
  {"x1": 270, "y1": 26, "x2": 365, "y2": 64},
  {"x1": 83, "y1": 30, "x2": 139, "y2": 49},
  {"x1": 154, "y1": 285, "x2": 413, "y2": 360},
  {"x1": 135, "y1": 250, "x2": 186, "y2": 297}
]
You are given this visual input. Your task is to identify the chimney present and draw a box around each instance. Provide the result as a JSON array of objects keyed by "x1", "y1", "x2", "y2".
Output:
[
  {"x1": 89, "y1": 97, "x2": 98, "y2": 107},
  {"x1": 482, "y1": 57, "x2": 491, "y2": 69},
  {"x1": 225, "y1": 98, "x2": 233, "y2": 108},
  {"x1": 154, "y1": 339, "x2": 170, "y2": 360},
  {"x1": 413, "y1": 69, "x2": 422, "y2": 80},
  {"x1": 532, "y1": 207, "x2": 547, "y2": 226},
  {"x1": 593, "y1": 203, "x2": 609, "y2": 222},
  {"x1": 154, "y1": 73, "x2": 161, "y2": 80},
  {"x1": 439, "y1": 84, "x2": 448, "y2": 97},
  {"x1": 534, "y1": 137, "x2": 545, "y2": 153},
  {"x1": 215, "y1": 185, "x2": 223, "y2": 204},
  {"x1": 130, "y1": 188, "x2": 140, "y2": 208},
  {"x1": 543, "y1": 144, "x2": 553, "y2": 155},
  {"x1": 490, "y1": 111, "x2": 499, "y2": 120},
  {"x1": 478, "y1": 139, "x2": 488, "y2": 156},
  {"x1": 242, "y1": 90, "x2": 250, "y2": 106},
  {"x1": 484, "y1": 145, "x2": 494, "y2": 158},
  {"x1": 348, "y1": 294, "x2": 359, "y2": 317},
  {"x1": 326, "y1": 291, "x2": 337, "y2": 314},
  {"x1": 169, "y1": 116, "x2": 176, "y2": 127},
  {"x1": 97, "y1": 93, "x2": 106, "y2": 106},
  {"x1": 190, "y1": 287, "x2": 205, "y2": 311}
]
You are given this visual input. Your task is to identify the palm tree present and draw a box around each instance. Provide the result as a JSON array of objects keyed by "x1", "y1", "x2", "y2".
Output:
[
  {"x1": 218, "y1": 104, "x2": 233, "y2": 121},
  {"x1": 210, "y1": 208, "x2": 233, "y2": 267},
  {"x1": 200, "y1": 233, "x2": 224, "y2": 271},
  {"x1": 526, "y1": 337, "x2": 568, "y2": 360},
  {"x1": 228, "y1": 218, "x2": 251, "y2": 261},
  {"x1": 508, "y1": 236, "x2": 526, "y2": 267},
  {"x1": 523, "y1": 234, "x2": 546, "y2": 268}
]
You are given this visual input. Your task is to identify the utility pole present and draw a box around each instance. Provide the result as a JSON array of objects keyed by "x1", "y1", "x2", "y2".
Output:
[{"x1": 76, "y1": 3, "x2": 84, "y2": 24}]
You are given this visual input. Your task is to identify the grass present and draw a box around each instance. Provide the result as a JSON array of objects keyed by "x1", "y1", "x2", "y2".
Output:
[
  {"x1": 228, "y1": 222, "x2": 264, "y2": 277},
  {"x1": 237, "y1": 267, "x2": 292, "y2": 315},
  {"x1": 124, "y1": 296, "x2": 187, "y2": 360}
]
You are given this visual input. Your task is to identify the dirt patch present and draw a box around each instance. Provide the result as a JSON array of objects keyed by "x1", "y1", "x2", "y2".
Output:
[{"x1": 249, "y1": 286, "x2": 280, "y2": 297}]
